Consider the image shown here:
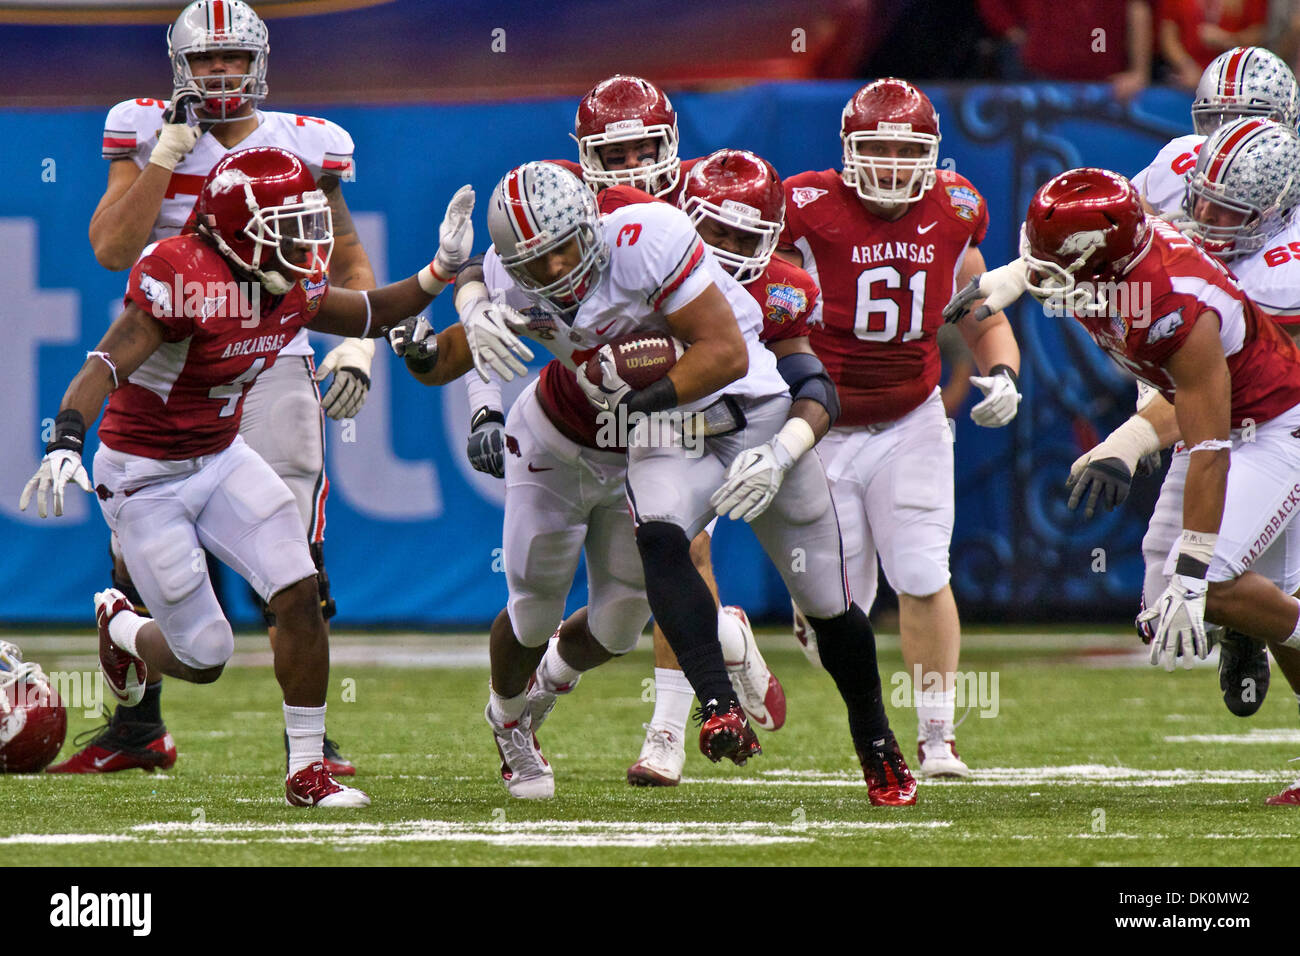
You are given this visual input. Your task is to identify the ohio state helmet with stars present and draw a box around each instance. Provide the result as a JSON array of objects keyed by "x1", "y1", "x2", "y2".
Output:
[
  {"x1": 574, "y1": 74, "x2": 681, "y2": 198},
  {"x1": 168, "y1": 0, "x2": 270, "y2": 122},
  {"x1": 679, "y1": 148, "x2": 786, "y2": 284},
  {"x1": 1021, "y1": 168, "x2": 1151, "y2": 314},
  {"x1": 0, "y1": 641, "x2": 66, "y2": 774},
  {"x1": 840, "y1": 78, "x2": 941, "y2": 206},
  {"x1": 1192, "y1": 46, "x2": 1300, "y2": 137},
  {"x1": 194, "y1": 146, "x2": 333, "y2": 294}
]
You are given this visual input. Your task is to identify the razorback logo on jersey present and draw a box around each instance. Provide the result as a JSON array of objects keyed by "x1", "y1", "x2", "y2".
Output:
[
  {"x1": 301, "y1": 276, "x2": 328, "y2": 313},
  {"x1": 763, "y1": 282, "x2": 807, "y2": 325},
  {"x1": 1146, "y1": 307, "x2": 1185, "y2": 343},
  {"x1": 945, "y1": 185, "x2": 980, "y2": 221},
  {"x1": 791, "y1": 186, "x2": 829, "y2": 209},
  {"x1": 139, "y1": 273, "x2": 172, "y2": 313}
]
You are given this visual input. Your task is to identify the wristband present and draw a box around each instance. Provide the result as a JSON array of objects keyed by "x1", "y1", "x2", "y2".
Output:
[
  {"x1": 47, "y1": 409, "x2": 86, "y2": 454},
  {"x1": 772, "y1": 418, "x2": 816, "y2": 467},
  {"x1": 1188, "y1": 439, "x2": 1231, "y2": 454},
  {"x1": 470, "y1": 406, "x2": 505, "y2": 431},
  {"x1": 625, "y1": 377, "x2": 678, "y2": 415},
  {"x1": 989, "y1": 364, "x2": 1020, "y2": 391},
  {"x1": 417, "y1": 262, "x2": 449, "y2": 296},
  {"x1": 454, "y1": 280, "x2": 490, "y2": 317},
  {"x1": 1175, "y1": 529, "x2": 1217, "y2": 578}
]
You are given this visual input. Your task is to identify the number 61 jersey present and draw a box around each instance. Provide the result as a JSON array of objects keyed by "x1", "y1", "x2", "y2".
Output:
[{"x1": 782, "y1": 168, "x2": 989, "y2": 426}]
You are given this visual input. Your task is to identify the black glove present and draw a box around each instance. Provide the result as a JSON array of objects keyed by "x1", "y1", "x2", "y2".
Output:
[
  {"x1": 1065, "y1": 456, "x2": 1133, "y2": 519},
  {"x1": 466, "y1": 408, "x2": 505, "y2": 478}
]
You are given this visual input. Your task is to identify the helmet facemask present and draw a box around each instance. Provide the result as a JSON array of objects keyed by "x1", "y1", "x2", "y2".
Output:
[
  {"x1": 202, "y1": 180, "x2": 333, "y2": 294},
  {"x1": 575, "y1": 120, "x2": 680, "y2": 197},
  {"x1": 501, "y1": 220, "x2": 609, "y2": 316},
  {"x1": 167, "y1": 1, "x2": 269, "y2": 123},
  {"x1": 841, "y1": 127, "x2": 939, "y2": 206},
  {"x1": 1019, "y1": 224, "x2": 1115, "y2": 317},
  {"x1": 683, "y1": 195, "x2": 780, "y2": 284},
  {"x1": 1182, "y1": 175, "x2": 1265, "y2": 259}
]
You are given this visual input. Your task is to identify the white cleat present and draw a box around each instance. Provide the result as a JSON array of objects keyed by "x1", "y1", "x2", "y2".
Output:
[
  {"x1": 917, "y1": 722, "x2": 970, "y2": 779},
  {"x1": 792, "y1": 600, "x2": 821, "y2": 668},
  {"x1": 626, "y1": 724, "x2": 685, "y2": 787},
  {"x1": 718, "y1": 606, "x2": 786, "y2": 731},
  {"x1": 486, "y1": 705, "x2": 555, "y2": 800}
]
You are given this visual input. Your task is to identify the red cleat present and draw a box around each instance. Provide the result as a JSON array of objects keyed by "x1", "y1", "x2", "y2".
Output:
[
  {"x1": 1265, "y1": 781, "x2": 1300, "y2": 806},
  {"x1": 283, "y1": 731, "x2": 356, "y2": 777},
  {"x1": 95, "y1": 588, "x2": 146, "y2": 707},
  {"x1": 696, "y1": 699, "x2": 761, "y2": 765},
  {"x1": 860, "y1": 735, "x2": 919, "y2": 806},
  {"x1": 286, "y1": 761, "x2": 370, "y2": 807},
  {"x1": 46, "y1": 717, "x2": 175, "y2": 773}
]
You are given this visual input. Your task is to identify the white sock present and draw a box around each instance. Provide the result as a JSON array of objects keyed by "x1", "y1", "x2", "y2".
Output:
[
  {"x1": 488, "y1": 687, "x2": 528, "y2": 727},
  {"x1": 650, "y1": 667, "x2": 693, "y2": 742},
  {"x1": 284, "y1": 703, "x2": 326, "y2": 776},
  {"x1": 1283, "y1": 603, "x2": 1300, "y2": 649},
  {"x1": 716, "y1": 607, "x2": 747, "y2": 663},
  {"x1": 108, "y1": 611, "x2": 147, "y2": 657},
  {"x1": 537, "y1": 638, "x2": 582, "y2": 692},
  {"x1": 915, "y1": 686, "x2": 956, "y2": 739}
]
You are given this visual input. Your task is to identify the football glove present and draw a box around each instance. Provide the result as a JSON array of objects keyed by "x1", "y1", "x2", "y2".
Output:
[
  {"x1": 314, "y1": 338, "x2": 374, "y2": 420},
  {"x1": 1140, "y1": 573, "x2": 1210, "y2": 671},
  {"x1": 20, "y1": 449, "x2": 92, "y2": 519},
  {"x1": 460, "y1": 298, "x2": 533, "y2": 383},
  {"x1": 434, "y1": 184, "x2": 475, "y2": 280},
  {"x1": 388, "y1": 315, "x2": 437, "y2": 360},
  {"x1": 149, "y1": 87, "x2": 203, "y2": 172},
  {"x1": 466, "y1": 409, "x2": 506, "y2": 479},
  {"x1": 576, "y1": 344, "x2": 633, "y2": 411},
  {"x1": 969, "y1": 367, "x2": 1021, "y2": 427},
  {"x1": 712, "y1": 441, "x2": 795, "y2": 522},
  {"x1": 943, "y1": 259, "x2": 1029, "y2": 324},
  {"x1": 1066, "y1": 414, "x2": 1162, "y2": 519}
]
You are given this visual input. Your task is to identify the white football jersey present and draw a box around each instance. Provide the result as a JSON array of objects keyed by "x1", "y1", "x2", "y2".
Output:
[
  {"x1": 1231, "y1": 212, "x2": 1300, "y2": 324},
  {"x1": 1130, "y1": 133, "x2": 1205, "y2": 218},
  {"x1": 102, "y1": 99, "x2": 356, "y2": 357},
  {"x1": 483, "y1": 200, "x2": 786, "y2": 411}
]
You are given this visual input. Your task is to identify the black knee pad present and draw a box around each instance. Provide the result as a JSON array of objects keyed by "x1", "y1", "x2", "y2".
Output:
[{"x1": 253, "y1": 542, "x2": 336, "y2": 629}]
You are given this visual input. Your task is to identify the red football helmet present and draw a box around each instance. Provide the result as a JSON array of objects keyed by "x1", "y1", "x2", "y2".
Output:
[
  {"x1": 841, "y1": 78, "x2": 941, "y2": 206},
  {"x1": 574, "y1": 74, "x2": 680, "y2": 197},
  {"x1": 0, "y1": 641, "x2": 66, "y2": 773},
  {"x1": 1021, "y1": 168, "x2": 1151, "y2": 314},
  {"x1": 194, "y1": 146, "x2": 332, "y2": 294},
  {"x1": 679, "y1": 149, "x2": 785, "y2": 284}
]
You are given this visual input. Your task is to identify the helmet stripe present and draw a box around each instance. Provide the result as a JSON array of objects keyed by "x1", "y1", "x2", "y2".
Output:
[
  {"x1": 212, "y1": 0, "x2": 227, "y2": 36},
  {"x1": 1206, "y1": 118, "x2": 1266, "y2": 183},
  {"x1": 504, "y1": 169, "x2": 538, "y2": 243},
  {"x1": 1222, "y1": 47, "x2": 1247, "y2": 97}
]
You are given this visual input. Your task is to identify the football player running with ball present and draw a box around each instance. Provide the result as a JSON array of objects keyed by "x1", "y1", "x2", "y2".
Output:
[
  {"x1": 62, "y1": 0, "x2": 377, "y2": 775},
  {"x1": 22, "y1": 147, "x2": 475, "y2": 806},
  {"x1": 780, "y1": 79, "x2": 1023, "y2": 778}
]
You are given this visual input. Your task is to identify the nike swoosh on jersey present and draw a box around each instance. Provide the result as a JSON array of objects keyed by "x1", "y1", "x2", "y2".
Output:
[
  {"x1": 280, "y1": 312, "x2": 300, "y2": 325},
  {"x1": 527, "y1": 463, "x2": 554, "y2": 472},
  {"x1": 595, "y1": 320, "x2": 616, "y2": 334},
  {"x1": 917, "y1": 222, "x2": 938, "y2": 234}
]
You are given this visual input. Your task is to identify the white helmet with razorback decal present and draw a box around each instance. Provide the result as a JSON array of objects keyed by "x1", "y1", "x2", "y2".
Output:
[
  {"x1": 487, "y1": 162, "x2": 609, "y2": 313},
  {"x1": 168, "y1": 0, "x2": 270, "y2": 122},
  {"x1": 1191, "y1": 46, "x2": 1300, "y2": 136},
  {"x1": 1183, "y1": 118, "x2": 1300, "y2": 260}
]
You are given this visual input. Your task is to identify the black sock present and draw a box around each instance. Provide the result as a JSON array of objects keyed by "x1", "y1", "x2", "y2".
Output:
[
  {"x1": 635, "y1": 521, "x2": 733, "y2": 708},
  {"x1": 116, "y1": 681, "x2": 163, "y2": 725},
  {"x1": 808, "y1": 604, "x2": 890, "y2": 751}
]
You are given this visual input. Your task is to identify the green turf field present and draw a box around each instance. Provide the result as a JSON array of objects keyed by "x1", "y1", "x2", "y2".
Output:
[{"x1": 3, "y1": 628, "x2": 1300, "y2": 866}]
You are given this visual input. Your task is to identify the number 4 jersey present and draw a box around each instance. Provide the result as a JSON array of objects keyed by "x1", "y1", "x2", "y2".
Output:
[
  {"x1": 98, "y1": 235, "x2": 321, "y2": 460},
  {"x1": 782, "y1": 168, "x2": 988, "y2": 426}
]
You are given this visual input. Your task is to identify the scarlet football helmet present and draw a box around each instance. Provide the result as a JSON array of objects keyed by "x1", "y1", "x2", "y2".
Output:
[
  {"x1": 841, "y1": 78, "x2": 941, "y2": 206},
  {"x1": 168, "y1": 0, "x2": 269, "y2": 122},
  {"x1": 1184, "y1": 118, "x2": 1300, "y2": 259},
  {"x1": 1021, "y1": 168, "x2": 1151, "y2": 314},
  {"x1": 195, "y1": 146, "x2": 332, "y2": 294},
  {"x1": 487, "y1": 162, "x2": 608, "y2": 313},
  {"x1": 0, "y1": 641, "x2": 66, "y2": 773},
  {"x1": 680, "y1": 149, "x2": 785, "y2": 284},
  {"x1": 574, "y1": 75, "x2": 680, "y2": 197},
  {"x1": 1192, "y1": 46, "x2": 1300, "y2": 137}
]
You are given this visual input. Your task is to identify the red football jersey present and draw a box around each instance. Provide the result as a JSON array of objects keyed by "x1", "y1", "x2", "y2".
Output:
[
  {"x1": 752, "y1": 256, "x2": 819, "y2": 343},
  {"x1": 782, "y1": 168, "x2": 989, "y2": 426},
  {"x1": 99, "y1": 235, "x2": 320, "y2": 459},
  {"x1": 1072, "y1": 219, "x2": 1300, "y2": 427}
]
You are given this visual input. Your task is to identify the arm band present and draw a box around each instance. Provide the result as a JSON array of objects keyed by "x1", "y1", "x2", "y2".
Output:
[
  {"x1": 86, "y1": 350, "x2": 120, "y2": 389},
  {"x1": 1188, "y1": 439, "x2": 1231, "y2": 454},
  {"x1": 470, "y1": 406, "x2": 506, "y2": 431},
  {"x1": 990, "y1": 363, "x2": 1020, "y2": 390},
  {"x1": 360, "y1": 291, "x2": 373, "y2": 338},
  {"x1": 625, "y1": 376, "x2": 678, "y2": 415},
  {"x1": 48, "y1": 408, "x2": 86, "y2": 454},
  {"x1": 418, "y1": 261, "x2": 449, "y2": 296},
  {"x1": 454, "y1": 279, "x2": 490, "y2": 317},
  {"x1": 776, "y1": 351, "x2": 841, "y2": 425},
  {"x1": 1174, "y1": 529, "x2": 1217, "y2": 578}
]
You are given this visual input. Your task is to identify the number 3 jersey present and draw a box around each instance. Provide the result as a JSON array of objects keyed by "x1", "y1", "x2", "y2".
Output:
[
  {"x1": 98, "y1": 235, "x2": 321, "y2": 460},
  {"x1": 101, "y1": 97, "x2": 353, "y2": 358},
  {"x1": 782, "y1": 168, "x2": 989, "y2": 426}
]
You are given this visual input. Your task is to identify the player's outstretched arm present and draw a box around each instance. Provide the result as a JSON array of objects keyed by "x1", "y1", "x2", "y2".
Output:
[
  {"x1": 954, "y1": 247, "x2": 1022, "y2": 428},
  {"x1": 20, "y1": 304, "x2": 166, "y2": 518}
]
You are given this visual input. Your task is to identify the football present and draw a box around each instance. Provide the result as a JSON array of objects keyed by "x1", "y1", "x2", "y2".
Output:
[{"x1": 583, "y1": 333, "x2": 685, "y2": 391}]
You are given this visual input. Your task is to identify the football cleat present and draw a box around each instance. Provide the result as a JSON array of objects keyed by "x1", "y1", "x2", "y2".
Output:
[
  {"x1": 860, "y1": 734, "x2": 919, "y2": 806},
  {"x1": 285, "y1": 761, "x2": 370, "y2": 807},
  {"x1": 282, "y1": 731, "x2": 356, "y2": 777},
  {"x1": 1265, "y1": 778, "x2": 1300, "y2": 806},
  {"x1": 720, "y1": 605, "x2": 787, "y2": 731},
  {"x1": 792, "y1": 600, "x2": 821, "y2": 668},
  {"x1": 1218, "y1": 631, "x2": 1270, "y2": 717},
  {"x1": 627, "y1": 724, "x2": 685, "y2": 787},
  {"x1": 95, "y1": 588, "x2": 146, "y2": 707},
  {"x1": 916, "y1": 721, "x2": 970, "y2": 779},
  {"x1": 695, "y1": 699, "x2": 761, "y2": 765},
  {"x1": 46, "y1": 714, "x2": 176, "y2": 774},
  {"x1": 486, "y1": 704, "x2": 554, "y2": 799},
  {"x1": 524, "y1": 669, "x2": 580, "y2": 736}
]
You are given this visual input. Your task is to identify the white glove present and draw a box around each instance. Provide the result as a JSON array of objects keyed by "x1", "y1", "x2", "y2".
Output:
[
  {"x1": 711, "y1": 420, "x2": 815, "y2": 522},
  {"x1": 148, "y1": 88, "x2": 203, "y2": 172},
  {"x1": 969, "y1": 369, "x2": 1021, "y2": 427},
  {"x1": 460, "y1": 298, "x2": 533, "y2": 383},
  {"x1": 576, "y1": 345, "x2": 633, "y2": 411},
  {"x1": 20, "y1": 449, "x2": 92, "y2": 519},
  {"x1": 434, "y1": 184, "x2": 476, "y2": 280},
  {"x1": 942, "y1": 259, "x2": 1030, "y2": 323},
  {"x1": 314, "y1": 338, "x2": 374, "y2": 420},
  {"x1": 1139, "y1": 573, "x2": 1210, "y2": 671}
]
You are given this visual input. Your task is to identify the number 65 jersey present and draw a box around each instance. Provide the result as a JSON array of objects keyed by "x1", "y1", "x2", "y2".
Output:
[{"x1": 782, "y1": 168, "x2": 988, "y2": 426}]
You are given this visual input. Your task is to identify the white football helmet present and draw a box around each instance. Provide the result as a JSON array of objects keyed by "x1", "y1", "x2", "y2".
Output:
[
  {"x1": 1183, "y1": 118, "x2": 1300, "y2": 260},
  {"x1": 1192, "y1": 47, "x2": 1300, "y2": 136},
  {"x1": 168, "y1": 0, "x2": 269, "y2": 122},
  {"x1": 487, "y1": 162, "x2": 609, "y2": 313}
]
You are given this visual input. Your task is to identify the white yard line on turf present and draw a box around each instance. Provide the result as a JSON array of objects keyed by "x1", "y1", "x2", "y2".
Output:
[
  {"x1": 1164, "y1": 730, "x2": 1300, "y2": 743},
  {"x1": 683, "y1": 766, "x2": 1297, "y2": 787}
]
